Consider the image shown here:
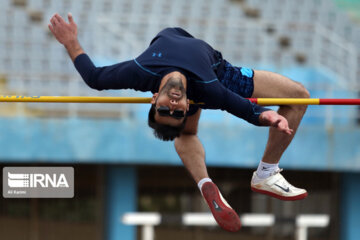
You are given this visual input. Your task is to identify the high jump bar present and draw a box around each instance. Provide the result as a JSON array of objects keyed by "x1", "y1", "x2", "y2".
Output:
[{"x1": 0, "y1": 96, "x2": 359, "y2": 105}]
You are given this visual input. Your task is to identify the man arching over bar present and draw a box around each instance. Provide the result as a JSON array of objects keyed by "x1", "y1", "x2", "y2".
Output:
[{"x1": 49, "y1": 13, "x2": 310, "y2": 232}]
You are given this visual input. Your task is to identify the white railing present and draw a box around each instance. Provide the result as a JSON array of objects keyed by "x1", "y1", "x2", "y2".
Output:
[
  {"x1": 95, "y1": 11, "x2": 359, "y2": 91},
  {"x1": 1, "y1": 0, "x2": 359, "y2": 118},
  {"x1": 313, "y1": 23, "x2": 359, "y2": 90},
  {"x1": 122, "y1": 212, "x2": 330, "y2": 240}
]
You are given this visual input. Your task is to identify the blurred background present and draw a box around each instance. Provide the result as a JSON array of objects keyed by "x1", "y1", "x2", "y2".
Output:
[{"x1": 0, "y1": 0, "x2": 360, "y2": 239}]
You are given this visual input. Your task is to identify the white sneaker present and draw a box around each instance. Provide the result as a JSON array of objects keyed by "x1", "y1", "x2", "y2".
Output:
[{"x1": 251, "y1": 169, "x2": 308, "y2": 201}]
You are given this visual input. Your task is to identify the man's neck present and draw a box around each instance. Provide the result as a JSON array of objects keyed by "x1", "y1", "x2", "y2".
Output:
[{"x1": 159, "y1": 71, "x2": 187, "y2": 91}]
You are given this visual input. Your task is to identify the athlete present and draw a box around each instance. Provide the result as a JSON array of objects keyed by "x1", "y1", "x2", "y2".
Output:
[{"x1": 49, "y1": 13, "x2": 310, "y2": 232}]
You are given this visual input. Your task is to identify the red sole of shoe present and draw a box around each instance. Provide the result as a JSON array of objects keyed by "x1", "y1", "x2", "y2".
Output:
[
  {"x1": 202, "y1": 182, "x2": 241, "y2": 232},
  {"x1": 251, "y1": 187, "x2": 308, "y2": 201}
]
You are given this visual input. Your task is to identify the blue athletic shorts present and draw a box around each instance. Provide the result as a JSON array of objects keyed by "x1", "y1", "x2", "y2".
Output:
[{"x1": 217, "y1": 60, "x2": 254, "y2": 98}]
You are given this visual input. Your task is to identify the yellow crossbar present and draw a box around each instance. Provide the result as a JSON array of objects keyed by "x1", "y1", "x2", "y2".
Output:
[{"x1": 0, "y1": 96, "x2": 359, "y2": 105}]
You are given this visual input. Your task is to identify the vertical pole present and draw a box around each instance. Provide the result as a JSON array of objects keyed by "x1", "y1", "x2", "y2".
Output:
[
  {"x1": 296, "y1": 226, "x2": 307, "y2": 240},
  {"x1": 142, "y1": 225, "x2": 155, "y2": 240},
  {"x1": 105, "y1": 166, "x2": 137, "y2": 240},
  {"x1": 341, "y1": 173, "x2": 360, "y2": 240}
]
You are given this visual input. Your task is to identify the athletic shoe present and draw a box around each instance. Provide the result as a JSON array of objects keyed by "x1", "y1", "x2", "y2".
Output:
[
  {"x1": 201, "y1": 182, "x2": 241, "y2": 232},
  {"x1": 251, "y1": 169, "x2": 308, "y2": 201}
]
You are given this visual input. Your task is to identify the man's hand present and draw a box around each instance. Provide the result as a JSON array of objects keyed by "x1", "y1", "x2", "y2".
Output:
[
  {"x1": 48, "y1": 13, "x2": 84, "y2": 61},
  {"x1": 48, "y1": 13, "x2": 77, "y2": 46},
  {"x1": 259, "y1": 111, "x2": 293, "y2": 135}
]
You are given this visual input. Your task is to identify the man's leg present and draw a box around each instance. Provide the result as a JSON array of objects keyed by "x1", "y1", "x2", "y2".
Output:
[
  {"x1": 252, "y1": 70, "x2": 310, "y2": 164},
  {"x1": 174, "y1": 109, "x2": 209, "y2": 183},
  {"x1": 175, "y1": 134, "x2": 241, "y2": 231},
  {"x1": 174, "y1": 110, "x2": 241, "y2": 232},
  {"x1": 250, "y1": 70, "x2": 310, "y2": 200},
  {"x1": 174, "y1": 134, "x2": 208, "y2": 183}
]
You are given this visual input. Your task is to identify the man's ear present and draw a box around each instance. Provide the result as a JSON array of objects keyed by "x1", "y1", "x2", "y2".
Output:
[
  {"x1": 186, "y1": 99, "x2": 190, "y2": 111},
  {"x1": 151, "y1": 93, "x2": 158, "y2": 104}
]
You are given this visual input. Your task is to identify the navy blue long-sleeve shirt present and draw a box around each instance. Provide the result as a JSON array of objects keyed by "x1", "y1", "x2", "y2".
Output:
[{"x1": 74, "y1": 27, "x2": 270, "y2": 125}]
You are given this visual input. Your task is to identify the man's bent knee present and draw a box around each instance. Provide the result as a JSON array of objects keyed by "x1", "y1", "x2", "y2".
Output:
[
  {"x1": 282, "y1": 82, "x2": 310, "y2": 113},
  {"x1": 295, "y1": 82, "x2": 310, "y2": 99}
]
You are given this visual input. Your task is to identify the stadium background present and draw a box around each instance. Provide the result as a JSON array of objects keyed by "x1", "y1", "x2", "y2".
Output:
[{"x1": 0, "y1": 0, "x2": 360, "y2": 239}]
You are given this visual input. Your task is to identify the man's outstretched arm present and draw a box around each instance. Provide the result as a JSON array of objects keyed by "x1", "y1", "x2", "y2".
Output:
[
  {"x1": 174, "y1": 109, "x2": 209, "y2": 183},
  {"x1": 48, "y1": 13, "x2": 144, "y2": 91},
  {"x1": 48, "y1": 13, "x2": 84, "y2": 62}
]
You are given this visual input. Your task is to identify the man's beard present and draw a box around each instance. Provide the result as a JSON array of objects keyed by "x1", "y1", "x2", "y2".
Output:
[{"x1": 159, "y1": 77, "x2": 186, "y2": 99}]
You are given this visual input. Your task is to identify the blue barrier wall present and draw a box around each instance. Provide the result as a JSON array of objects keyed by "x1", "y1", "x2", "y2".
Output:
[{"x1": 0, "y1": 117, "x2": 359, "y2": 171}]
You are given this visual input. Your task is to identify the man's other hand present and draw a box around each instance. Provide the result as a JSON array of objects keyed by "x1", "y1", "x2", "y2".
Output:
[
  {"x1": 259, "y1": 111, "x2": 293, "y2": 135},
  {"x1": 48, "y1": 13, "x2": 78, "y2": 47}
]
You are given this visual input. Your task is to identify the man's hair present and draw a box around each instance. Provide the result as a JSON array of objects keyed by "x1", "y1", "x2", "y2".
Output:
[{"x1": 148, "y1": 104, "x2": 187, "y2": 141}]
